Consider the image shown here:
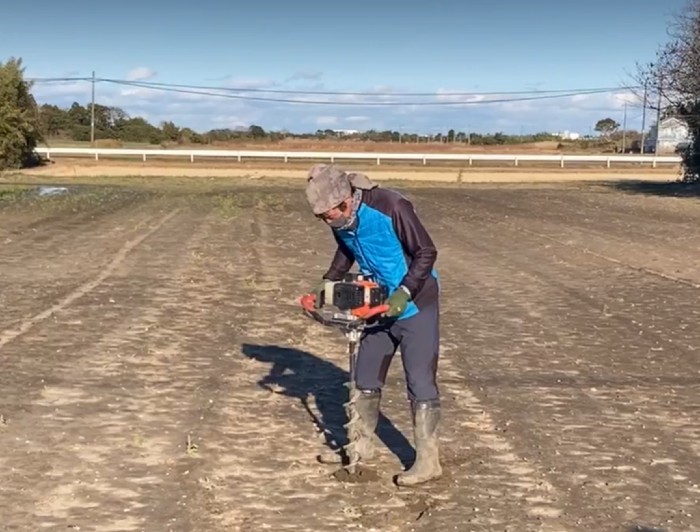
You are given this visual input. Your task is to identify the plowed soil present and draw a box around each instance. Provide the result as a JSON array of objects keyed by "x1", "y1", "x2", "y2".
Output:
[{"x1": 1, "y1": 178, "x2": 699, "y2": 532}]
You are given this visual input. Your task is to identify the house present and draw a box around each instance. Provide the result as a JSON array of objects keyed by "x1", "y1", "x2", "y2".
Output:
[
  {"x1": 553, "y1": 130, "x2": 581, "y2": 140},
  {"x1": 332, "y1": 129, "x2": 360, "y2": 136},
  {"x1": 645, "y1": 117, "x2": 690, "y2": 153}
]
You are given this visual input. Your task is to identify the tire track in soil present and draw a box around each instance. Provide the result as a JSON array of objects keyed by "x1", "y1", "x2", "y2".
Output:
[
  {"x1": 0, "y1": 199, "x2": 241, "y2": 531},
  {"x1": 0, "y1": 208, "x2": 180, "y2": 351},
  {"x1": 396, "y1": 217, "x2": 571, "y2": 529},
  {"x1": 0, "y1": 188, "x2": 154, "y2": 261},
  {"x1": 430, "y1": 188, "x2": 700, "y2": 379},
  {"x1": 409, "y1": 187, "x2": 700, "y2": 530},
  {"x1": 433, "y1": 242, "x2": 700, "y2": 530},
  {"x1": 0, "y1": 187, "x2": 147, "y2": 244},
  {"x1": 464, "y1": 187, "x2": 700, "y2": 287},
  {"x1": 0, "y1": 190, "x2": 166, "y2": 332}
]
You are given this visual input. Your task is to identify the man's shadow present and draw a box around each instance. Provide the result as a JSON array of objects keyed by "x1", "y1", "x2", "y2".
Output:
[{"x1": 241, "y1": 343, "x2": 415, "y2": 468}]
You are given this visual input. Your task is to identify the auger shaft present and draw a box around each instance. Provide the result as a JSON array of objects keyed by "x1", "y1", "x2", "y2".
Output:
[{"x1": 342, "y1": 329, "x2": 363, "y2": 472}]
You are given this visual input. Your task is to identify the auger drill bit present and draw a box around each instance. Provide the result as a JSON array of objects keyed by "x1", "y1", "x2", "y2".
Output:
[
  {"x1": 298, "y1": 287, "x2": 388, "y2": 474},
  {"x1": 341, "y1": 330, "x2": 362, "y2": 473}
]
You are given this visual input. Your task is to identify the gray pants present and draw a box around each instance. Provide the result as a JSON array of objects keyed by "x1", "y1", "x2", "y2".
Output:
[{"x1": 355, "y1": 303, "x2": 440, "y2": 402}]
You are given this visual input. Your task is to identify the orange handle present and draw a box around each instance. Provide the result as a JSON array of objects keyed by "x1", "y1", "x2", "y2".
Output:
[
  {"x1": 300, "y1": 294, "x2": 390, "y2": 324},
  {"x1": 354, "y1": 304, "x2": 390, "y2": 320},
  {"x1": 299, "y1": 293, "x2": 316, "y2": 312}
]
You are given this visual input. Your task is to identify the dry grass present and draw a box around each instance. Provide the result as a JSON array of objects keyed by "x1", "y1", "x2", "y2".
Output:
[
  {"x1": 201, "y1": 138, "x2": 571, "y2": 154},
  {"x1": 43, "y1": 138, "x2": 601, "y2": 154}
]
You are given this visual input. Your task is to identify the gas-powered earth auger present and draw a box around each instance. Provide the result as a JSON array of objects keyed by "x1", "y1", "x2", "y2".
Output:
[{"x1": 299, "y1": 273, "x2": 389, "y2": 475}]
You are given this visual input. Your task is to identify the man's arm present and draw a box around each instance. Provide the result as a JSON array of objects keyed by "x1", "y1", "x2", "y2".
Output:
[
  {"x1": 323, "y1": 232, "x2": 355, "y2": 281},
  {"x1": 391, "y1": 196, "x2": 437, "y2": 298}
]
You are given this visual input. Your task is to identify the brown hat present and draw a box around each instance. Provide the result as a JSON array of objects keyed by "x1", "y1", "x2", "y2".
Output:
[{"x1": 305, "y1": 164, "x2": 377, "y2": 215}]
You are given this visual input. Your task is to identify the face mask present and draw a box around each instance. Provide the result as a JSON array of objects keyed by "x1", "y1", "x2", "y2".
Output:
[
  {"x1": 328, "y1": 216, "x2": 350, "y2": 229},
  {"x1": 328, "y1": 189, "x2": 362, "y2": 230}
]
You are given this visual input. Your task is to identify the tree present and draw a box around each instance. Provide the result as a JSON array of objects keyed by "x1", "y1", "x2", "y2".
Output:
[
  {"x1": 115, "y1": 117, "x2": 164, "y2": 144},
  {"x1": 38, "y1": 104, "x2": 69, "y2": 137},
  {"x1": 633, "y1": 0, "x2": 700, "y2": 181},
  {"x1": 0, "y1": 57, "x2": 42, "y2": 169},
  {"x1": 161, "y1": 120, "x2": 181, "y2": 142},
  {"x1": 594, "y1": 118, "x2": 620, "y2": 136},
  {"x1": 248, "y1": 124, "x2": 266, "y2": 139}
]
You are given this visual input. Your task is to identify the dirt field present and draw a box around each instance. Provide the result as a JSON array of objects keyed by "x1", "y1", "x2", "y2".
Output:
[{"x1": 1, "y1": 176, "x2": 699, "y2": 532}]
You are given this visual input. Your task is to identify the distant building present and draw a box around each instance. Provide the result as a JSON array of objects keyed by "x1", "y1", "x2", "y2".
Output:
[
  {"x1": 332, "y1": 129, "x2": 360, "y2": 136},
  {"x1": 645, "y1": 117, "x2": 690, "y2": 153},
  {"x1": 553, "y1": 130, "x2": 581, "y2": 140}
]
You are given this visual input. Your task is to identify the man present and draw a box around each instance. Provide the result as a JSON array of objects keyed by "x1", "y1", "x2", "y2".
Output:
[{"x1": 304, "y1": 163, "x2": 442, "y2": 486}]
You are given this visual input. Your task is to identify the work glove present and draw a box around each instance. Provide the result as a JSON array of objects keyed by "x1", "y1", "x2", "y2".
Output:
[{"x1": 384, "y1": 287, "x2": 411, "y2": 317}]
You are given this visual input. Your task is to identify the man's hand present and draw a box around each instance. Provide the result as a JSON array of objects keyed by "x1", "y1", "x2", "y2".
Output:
[{"x1": 384, "y1": 287, "x2": 411, "y2": 317}]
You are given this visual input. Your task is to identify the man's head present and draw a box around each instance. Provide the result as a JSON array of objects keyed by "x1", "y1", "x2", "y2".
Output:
[{"x1": 305, "y1": 164, "x2": 354, "y2": 227}]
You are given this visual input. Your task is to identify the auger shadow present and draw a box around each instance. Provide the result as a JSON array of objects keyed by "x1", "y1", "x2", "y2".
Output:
[{"x1": 241, "y1": 343, "x2": 414, "y2": 468}]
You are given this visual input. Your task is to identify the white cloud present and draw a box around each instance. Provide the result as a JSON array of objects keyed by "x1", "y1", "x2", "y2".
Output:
[
  {"x1": 210, "y1": 114, "x2": 258, "y2": 129},
  {"x1": 126, "y1": 67, "x2": 157, "y2": 81},
  {"x1": 612, "y1": 91, "x2": 639, "y2": 107},
  {"x1": 347, "y1": 115, "x2": 370, "y2": 123},
  {"x1": 570, "y1": 93, "x2": 591, "y2": 104},
  {"x1": 315, "y1": 115, "x2": 338, "y2": 126},
  {"x1": 118, "y1": 86, "x2": 155, "y2": 98},
  {"x1": 433, "y1": 89, "x2": 500, "y2": 109}
]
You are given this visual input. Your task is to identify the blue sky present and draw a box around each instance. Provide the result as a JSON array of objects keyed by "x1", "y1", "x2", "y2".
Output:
[{"x1": 2, "y1": 0, "x2": 687, "y2": 135}]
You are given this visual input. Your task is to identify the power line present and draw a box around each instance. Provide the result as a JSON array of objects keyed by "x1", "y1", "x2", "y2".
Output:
[
  {"x1": 100, "y1": 79, "x2": 629, "y2": 107},
  {"x1": 27, "y1": 75, "x2": 641, "y2": 98},
  {"x1": 99, "y1": 79, "x2": 635, "y2": 97},
  {"x1": 28, "y1": 76, "x2": 94, "y2": 83}
]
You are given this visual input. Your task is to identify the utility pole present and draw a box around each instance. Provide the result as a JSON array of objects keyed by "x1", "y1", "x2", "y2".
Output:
[
  {"x1": 640, "y1": 81, "x2": 648, "y2": 154},
  {"x1": 654, "y1": 80, "x2": 663, "y2": 154},
  {"x1": 90, "y1": 71, "x2": 96, "y2": 146},
  {"x1": 622, "y1": 102, "x2": 627, "y2": 153}
]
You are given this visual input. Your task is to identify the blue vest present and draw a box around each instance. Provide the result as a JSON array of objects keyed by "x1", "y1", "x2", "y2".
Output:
[{"x1": 334, "y1": 201, "x2": 437, "y2": 320}]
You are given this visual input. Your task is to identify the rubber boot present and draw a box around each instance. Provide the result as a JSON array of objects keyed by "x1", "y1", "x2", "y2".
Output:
[
  {"x1": 318, "y1": 389, "x2": 381, "y2": 465},
  {"x1": 346, "y1": 389, "x2": 381, "y2": 461},
  {"x1": 396, "y1": 399, "x2": 442, "y2": 486}
]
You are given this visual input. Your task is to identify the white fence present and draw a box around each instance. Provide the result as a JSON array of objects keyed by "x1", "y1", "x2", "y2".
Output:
[{"x1": 34, "y1": 147, "x2": 682, "y2": 168}]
